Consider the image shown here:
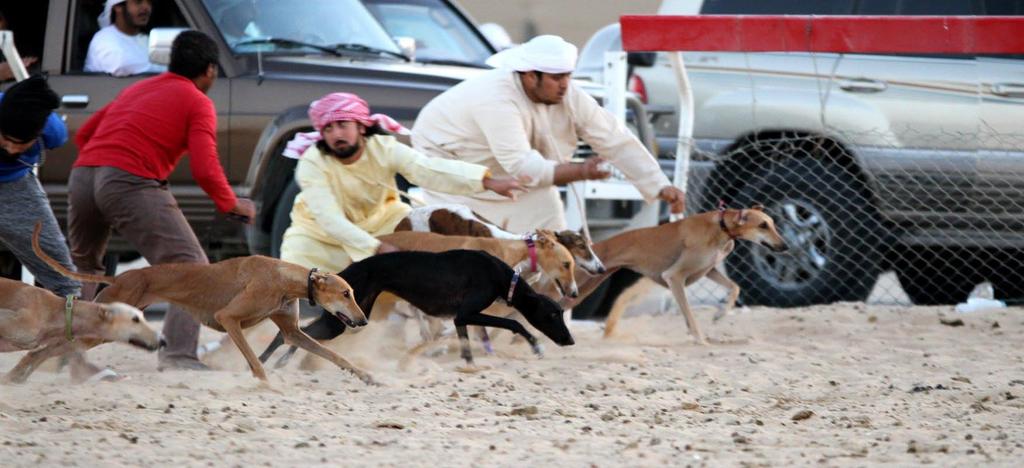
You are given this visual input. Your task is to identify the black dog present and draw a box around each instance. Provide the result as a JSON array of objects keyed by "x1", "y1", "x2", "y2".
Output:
[{"x1": 258, "y1": 250, "x2": 574, "y2": 367}]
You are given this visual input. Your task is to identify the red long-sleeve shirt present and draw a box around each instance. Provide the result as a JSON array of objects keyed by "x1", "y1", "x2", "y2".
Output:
[{"x1": 74, "y1": 72, "x2": 237, "y2": 212}]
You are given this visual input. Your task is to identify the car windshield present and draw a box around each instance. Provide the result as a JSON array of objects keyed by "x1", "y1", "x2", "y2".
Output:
[
  {"x1": 201, "y1": 0, "x2": 402, "y2": 56},
  {"x1": 361, "y1": 0, "x2": 494, "y2": 66}
]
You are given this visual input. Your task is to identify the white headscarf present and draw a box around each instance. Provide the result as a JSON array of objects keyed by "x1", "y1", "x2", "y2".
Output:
[
  {"x1": 98, "y1": 0, "x2": 127, "y2": 28},
  {"x1": 485, "y1": 35, "x2": 578, "y2": 74}
]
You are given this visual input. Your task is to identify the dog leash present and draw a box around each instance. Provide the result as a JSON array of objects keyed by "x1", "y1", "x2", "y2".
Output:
[
  {"x1": 505, "y1": 269, "x2": 521, "y2": 303},
  {"x1": 64, "y1": 295, "x2": 76, "y2": 342},
  {"x1": 307, "y1": 268, "x2": 319, "y2": 306}
]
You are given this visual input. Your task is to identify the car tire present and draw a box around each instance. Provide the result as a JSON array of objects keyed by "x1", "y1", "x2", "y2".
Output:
[
  {"x1": 725, "y1": 158, "x2": 884, "y2": 306},
  {"x1": 270, "y1": 179, "x2": 301, "y2": 259},
  {"x1": 1, "y1": 252, "x2": 21, "y2": 280},
  {"x1": 893, "y1": 246, "x2": 984, "y2": 305}
]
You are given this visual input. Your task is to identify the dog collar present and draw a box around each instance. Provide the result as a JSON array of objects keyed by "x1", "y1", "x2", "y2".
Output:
[
  {"x1": 307, "y1": 268, "x2": 318, "y2": 306},
  {"x1": 523, "y1": 235, "x2": 538, "y2": 273},
  {"x1": 65, "y1": 295, "x2": 76, "y2": 342},
  {"x1": 506, "y1": 269, "x2": 521, "y2": 303},
  {"x1": 718, "y1": 204, "x2": 741, "y2": 240}
]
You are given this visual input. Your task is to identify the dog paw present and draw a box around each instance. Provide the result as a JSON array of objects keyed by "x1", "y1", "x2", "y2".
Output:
[
  {"x1": 531, "y1": 343, "x2": 545, "y2": 357},
  {"x1": 482, "y1": 341, "x2": 495, "y2": 355},
  {"x1": 355, "y1": 371, "x2": 378, "y2": 386}
]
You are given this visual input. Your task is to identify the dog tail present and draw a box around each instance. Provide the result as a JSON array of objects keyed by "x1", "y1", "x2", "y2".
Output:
[{"x1": 32, "y1": 221, "x2": 115, "y2": 285}]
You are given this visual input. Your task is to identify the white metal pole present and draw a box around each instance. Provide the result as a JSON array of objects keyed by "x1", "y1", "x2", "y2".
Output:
[{"x1": 669, "y1": 51, "x2": 693, "y2": 221}]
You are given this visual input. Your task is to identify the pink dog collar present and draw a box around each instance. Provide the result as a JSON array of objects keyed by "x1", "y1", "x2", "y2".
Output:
[{"x1": 523, "y1": 235, "x2": 538, "y2": 272}]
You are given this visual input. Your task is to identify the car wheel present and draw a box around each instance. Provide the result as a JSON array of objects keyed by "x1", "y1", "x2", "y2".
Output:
[
  {"x1": 270, "y1": 179, "x2": 301, "y2": 259},
  {"x1": 893, "y1": 246, "x2": 983, "y2": 305},
  {"x1": 725, "y1": 158, "x2": 884, "y2": 306}
]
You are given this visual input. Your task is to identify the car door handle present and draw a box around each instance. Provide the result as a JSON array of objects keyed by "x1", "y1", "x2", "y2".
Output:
[
  {"x1": 990, "y1": 83, "x2": 1024, "y2": 98},
  {"x1": 61, "y1": 94, "x2": 90, "y2": 108},
  {"x1": 837, "y1": 78, "x2": 887, "y2": 93}
]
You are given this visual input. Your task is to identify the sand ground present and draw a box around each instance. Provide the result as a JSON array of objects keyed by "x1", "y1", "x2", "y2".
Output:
[{"x1": 1, "y1": 285, "x2": 1021, "y2": 467}]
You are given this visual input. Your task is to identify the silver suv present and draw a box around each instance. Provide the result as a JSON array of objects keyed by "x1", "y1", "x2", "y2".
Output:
[{"x1": 577, "y1": 0, "x2": 1024, "y2": 306}]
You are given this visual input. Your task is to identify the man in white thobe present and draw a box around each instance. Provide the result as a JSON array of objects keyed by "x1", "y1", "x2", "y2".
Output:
[
  {"x1": 411, "y1": 35, "x2": 685, "y2": 233},
  {"x1": 85, "y1": 0, "x2": 165, "y2": 77}
]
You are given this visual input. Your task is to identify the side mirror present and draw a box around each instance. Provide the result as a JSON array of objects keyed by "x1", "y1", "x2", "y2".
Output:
[
  {"x1": 627, "y1": 52, "x2": 656, "y2": 67},
  {"x1": 479, "y1": 22, "x2": 513, "y2": 51},
  {"x1": 148, "y1": 27, "x2": 188, "y2": 65},
  {"x1": 393, "y1": 36, "x2": 416, "y2": 61}
]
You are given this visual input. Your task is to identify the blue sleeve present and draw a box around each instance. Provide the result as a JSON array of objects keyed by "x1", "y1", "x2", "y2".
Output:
[{"x1": 40, "y1": 112, "x2": 68, "y2": 150}]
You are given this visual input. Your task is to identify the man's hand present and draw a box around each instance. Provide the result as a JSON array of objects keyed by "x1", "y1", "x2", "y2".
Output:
[
  {"x1": 580, "y1": 156, "x2": 612, "y2": 181},
  {"x1": 553, "y1": 157, "x2": 613, "y2": 185},
  {"x1": 482, "y1": 175, "x2": 524, "y2": 199},
  {"x1": 658, "y1": 185, "x2": 686, "y2": 214},
  {"x1": 0, "y1": 57, "x2": 38, "y2": 82},
  {"x1": 375, "y1": 242, "x2": 400, "y2": 254},
  {"x1": 228, "y1": 198, "x2": 256, "y2": 224}
]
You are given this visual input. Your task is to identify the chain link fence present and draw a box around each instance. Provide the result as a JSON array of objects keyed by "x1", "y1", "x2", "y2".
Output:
[{"x1": 664, "y1": 129, "x2": 1024, "y2": 308}]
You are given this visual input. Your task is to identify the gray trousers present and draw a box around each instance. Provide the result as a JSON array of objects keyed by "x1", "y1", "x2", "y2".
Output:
[
  {"x1": 0, "y1": 174, "x2": 81, "y2": 296},
  {"x1": 68, "y1": 166, "x2": 207, "y2": 361}
]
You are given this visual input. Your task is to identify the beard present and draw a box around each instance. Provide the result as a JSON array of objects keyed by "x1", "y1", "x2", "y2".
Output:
[{"x1": 318, "y1": 139, "x2": 361, "y2": 159}]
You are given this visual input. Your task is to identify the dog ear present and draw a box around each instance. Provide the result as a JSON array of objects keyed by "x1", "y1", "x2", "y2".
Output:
[
  {"x1": 535, "y1": 230, "x2": 555, "y2": 246},
  {"x1": 97, "y1": 304, "x2": 114, "y2": 322},
  {"x1": 554, "y1": 229, "x2": 571, "y2": 245},
  {"x1": 736, "y1": 209, "x2": 748, "y2": 225},
  {"x1": 750, "y1": 203, "x2": 765, "y2": 211}
]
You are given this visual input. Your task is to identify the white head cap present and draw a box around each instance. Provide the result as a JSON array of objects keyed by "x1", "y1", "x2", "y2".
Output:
[
  {"x1": 485, "y1": 35, "x2": 578, "y2": 74},
  {"x1": 98, "y1": 0, "x2": 128, "y2": 28}
]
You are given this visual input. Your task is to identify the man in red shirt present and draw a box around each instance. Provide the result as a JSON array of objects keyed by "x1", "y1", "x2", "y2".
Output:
[{"x1": 69, "y1": 30, "x2": 255, "y2": 375}]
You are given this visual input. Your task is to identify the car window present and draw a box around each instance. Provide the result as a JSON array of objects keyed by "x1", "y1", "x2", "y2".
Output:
[
  {"x1": 1, "y1": 2, "x2": 49, "y2": 66},
  {"x1": 700, "y1": 0, "x2": 854, "y2": 14},
  {"x1": 70, "y1": 0, "x2": 187, "y2": 73},
  {"x1": 983, "y1": 0, "x2": 1024, "y2": 14},
  {"x1": 362, "y1": 0, "x2": 493, "y2": 66},
  {"x1": 856, "y1": 0, "x2": 976, "y2": 15},
  {"x1": 202, "y1": 0, "x2": 400, "y2": 56}
]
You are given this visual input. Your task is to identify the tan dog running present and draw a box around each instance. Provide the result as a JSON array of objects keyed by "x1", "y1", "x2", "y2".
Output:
[
  {"x1": 0, "y1": 277, "x2": 162, "y2": 383},
  {"x1": 563, "y1": 205, "x2": 788, "y2": 343},
  {"x1": 31, "y1": 223, "x2": 374, "y2": 383},
  {"x1": 395, "y1": 203, "x2": 606, "y2": 275}
]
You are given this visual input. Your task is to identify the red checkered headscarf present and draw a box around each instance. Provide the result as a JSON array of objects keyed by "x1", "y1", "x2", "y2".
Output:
[
  {"x1": 308, "y1": 92, "x2": 408, "y2": 134},
  {"x1": 283, "y1": 92, "x2": 409, "y2": 159}
]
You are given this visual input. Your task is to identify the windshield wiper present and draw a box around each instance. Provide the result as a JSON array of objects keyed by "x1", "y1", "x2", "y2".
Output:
[
  {"x1": 327, "y1": 42, "x2": 410, "y2": 62},
  {"x1": 234, "y1": 37, "x2": 343, "y2": 56},
  {"x1": 415, "y1": 58, "x2": 491, "y2": 69}
]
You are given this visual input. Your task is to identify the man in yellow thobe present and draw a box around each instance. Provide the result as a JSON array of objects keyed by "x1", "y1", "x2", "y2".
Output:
[
  {"x1": 280, "y1": 92, "x2": 520, "y2": 272},
  {"x1": 411, "y1": 35, "x2": 685, "y2": 233}
]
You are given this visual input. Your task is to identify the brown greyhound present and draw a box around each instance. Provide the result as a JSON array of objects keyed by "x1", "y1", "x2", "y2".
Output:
[
  {"x1": 31, "y1": 223, "x2": 374, "y2": 383},
  {"x1": 562, "y1": 205, "x2": 788, "y2": 343},
  {"x1": 395, "y1": 203, "x2": 606, "y2": 275},
  {"x1": 0, "y1": 277, "x2": 163, "y2": 383}
]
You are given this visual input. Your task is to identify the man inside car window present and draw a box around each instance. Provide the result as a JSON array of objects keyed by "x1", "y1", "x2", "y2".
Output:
[{"x1": 85, "y1": 0, "x2": 166, "y2": 76}]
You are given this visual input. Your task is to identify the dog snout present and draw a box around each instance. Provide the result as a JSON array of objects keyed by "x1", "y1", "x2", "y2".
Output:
[
  {"x1": 570, "y1": 288, "x2": 579, "y2": 298},
  {"x1": 354, "y1": 318, "x2": 368, "y2": 327},
  {"x1": 158, "y1": 336, "x2": 168, "y2": 349},
  {"x1": 773, "y1": 242, "x2": 790, "y2": 252},
  {"x1": 596, "y1": 266, "x2": 607, "y2": 274}
]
